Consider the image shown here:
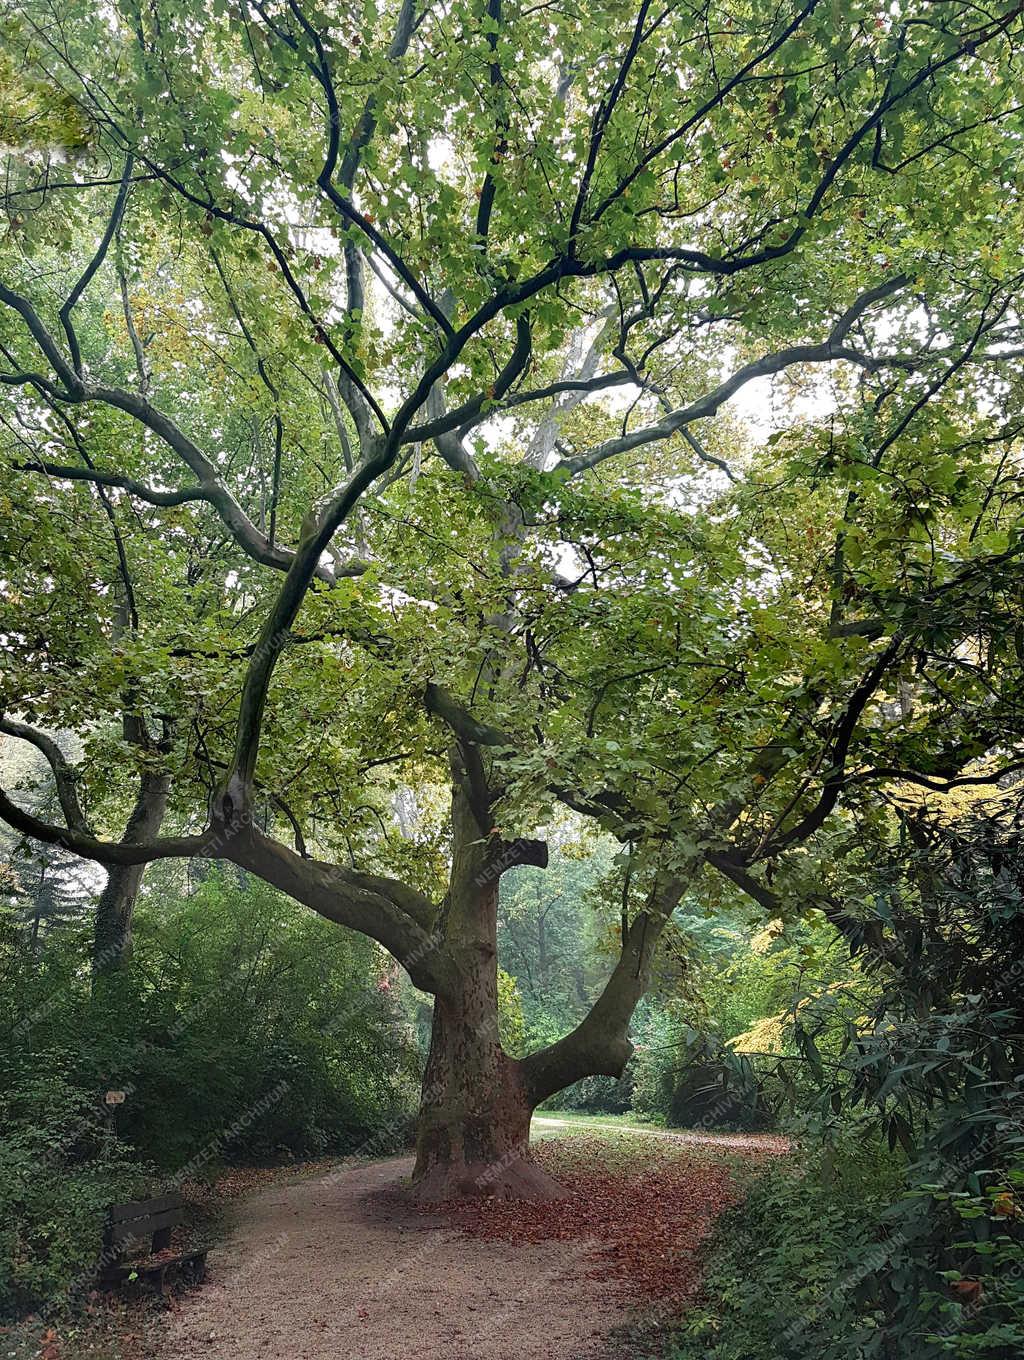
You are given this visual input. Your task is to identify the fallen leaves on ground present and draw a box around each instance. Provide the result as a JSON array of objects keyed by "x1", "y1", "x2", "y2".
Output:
[
  {"x1": 180, "y1": 1156, "x2": 346, "y2": 1207},
  {"x1": 0, "y1": 1297, "x2": 164, "y2": 1360},
  {"x1": 418, "y1": 1131, "x2": 788, "y2": 1306}
]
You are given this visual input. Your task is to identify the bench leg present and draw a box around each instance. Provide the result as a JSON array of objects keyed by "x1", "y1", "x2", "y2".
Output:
[{"x1": 184, "y1": 1253, "x2": 207, "y2": 1286}]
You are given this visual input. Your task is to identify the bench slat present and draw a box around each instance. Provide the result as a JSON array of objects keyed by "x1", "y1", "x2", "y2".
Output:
[
  {"x1": 105, "y1": 1206, "x2": 184, "y2": 1246},
  {"x1": 108, "y1": 1192, "x2": 183, "y2": 1223}
]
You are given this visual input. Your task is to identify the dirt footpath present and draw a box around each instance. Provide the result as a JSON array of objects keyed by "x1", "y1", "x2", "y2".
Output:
[{"x1": 161, "y1": 1156, "x2": 623, "y2": 1360}]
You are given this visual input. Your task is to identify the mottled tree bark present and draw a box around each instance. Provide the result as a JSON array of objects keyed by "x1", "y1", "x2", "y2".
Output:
[
  {"x1": 413, "y1": 992, "x2": 553, "y2": 1200},
  {"x1": 412, "y1": 781, "x2": 562, "y2": 1200}
]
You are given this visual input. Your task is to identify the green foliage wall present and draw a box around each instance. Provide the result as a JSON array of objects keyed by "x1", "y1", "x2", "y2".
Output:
[{"x1": 0, "y1": 867, "x2": 420, "y2": 1315}]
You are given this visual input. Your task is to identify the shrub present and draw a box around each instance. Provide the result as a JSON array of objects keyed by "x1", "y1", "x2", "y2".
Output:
[
  {"x1": 2, "y1": 870, "x2": 420, "y2": 1166},
  {"x1": 549, "y1": 1070, "x2": 635, "y2": 1115},
  {"x1": 0, "y1": 868, "x2": 421, "y2": 1315},
  {"x1": 0, "y1": 1072, "x2": 149, "y2": 1317},
  {"x1": 665, "y1": 1138, "x2": 909, "y2": 1360},
  {"x1": 664, "y1": 1137, "x2": 1024, "y2": 1360}
]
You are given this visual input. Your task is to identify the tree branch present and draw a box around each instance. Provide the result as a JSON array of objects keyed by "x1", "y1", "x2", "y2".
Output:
[
  {"x1": 521, "y1": 875, "x2": 686, "y2": 1104},
  {"x1": 0, "y1": 779, "x2": 450, "y2": 992},
  {"x1": 222, "y1": 821, "x2": 449, "y2": 993},
  {"x1": 59, "y1": 154, "x2": 133, "y2": 374},
  {"x1": 398, "y1": 312, "x2": 533, "y2": 445},
  {"x1": 554, "y1": 275, "x2": 909, "y2": 476},
  {"x1": 15, "y1": 459, "x2": 211, "y2": 507},
  {"x1": 9, "y1": 383, "x2": 367, "y2": 585},
  {"x1": 0, "y1": 718, "x2": 92, "y2": 835},
  {"x1": 756, "y1": 636, "x2": 904, "y2": 856},
  {"x1": 0, "y1": 783, "x2": 205, "y2": 864},
  {"x1": 222, "y1": 433, "x2": 400, "y2": 803}
]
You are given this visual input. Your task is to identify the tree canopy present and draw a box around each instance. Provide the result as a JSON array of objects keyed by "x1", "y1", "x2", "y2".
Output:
[{"x1": 1, "y1": 0, "x2": 1023, "y2": 1195}]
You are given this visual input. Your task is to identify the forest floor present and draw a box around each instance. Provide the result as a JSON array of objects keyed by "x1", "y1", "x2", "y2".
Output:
[{"x1": 154, "y1": 1123, "x2": 789, "y2": 1360}]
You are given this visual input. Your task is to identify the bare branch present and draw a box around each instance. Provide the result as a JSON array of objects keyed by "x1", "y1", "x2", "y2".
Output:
[
  {"x1": 0, "y1": 718, "x2": 92, "y2": 835},
  {"x1": 223, "y1": 822, "x2": 450, "y2": 993},
  {"x1": 59, "y1": 154, "x2": 134, "y2": 373},
  {"x1": 554, "y1": 275, "x2": 909, "y2": 477},
  {"x1": 398, "y1": 312, "x2": 533, "y2": 445},
  {"x1": 15, "y1": 458, "x2": 212, "y2": 507},
  {"x1": 0, "y1": 782, "x2": 204, "y2": 864}
]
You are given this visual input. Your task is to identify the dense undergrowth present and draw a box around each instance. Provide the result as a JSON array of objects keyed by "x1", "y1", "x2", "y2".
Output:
[
  {"x1": 665, "y1": 1139, "x2": 1024, "y2": 1360},
  {"x1": 0, "y1": 869, "x2": 419, "y2": 1317},
  {"x1": 661, "y1": 811, "x2": 1024, "y2": 1360}
]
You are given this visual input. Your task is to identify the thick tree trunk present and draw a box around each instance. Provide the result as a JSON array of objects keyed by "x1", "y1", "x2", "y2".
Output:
[
  {"x1": 405, "y1": 749, "x2": 685, "y2": 1200},
  {"x1": 413, "y1": 993, "x2": 559, "y2": 1200},
  {"x1": 92, "y1": 771, "x2": 171, "y2": 974},
  {"x1": 411, "y1": 777, "x2": 561, "y2": 1200}
]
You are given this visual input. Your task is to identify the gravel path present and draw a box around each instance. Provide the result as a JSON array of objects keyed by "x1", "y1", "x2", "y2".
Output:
[
  {"x1": 160, "y1": 1155, "x2": 623, "y2": 1360},
  {"x1": 161, "y1": 1124, "x2": 788, "y2": 1359}
]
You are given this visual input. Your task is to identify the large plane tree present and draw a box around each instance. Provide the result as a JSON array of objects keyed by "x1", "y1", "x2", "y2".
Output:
[{"x1": 1, "y1": 0, "x2": 1023, "y2": 1196}]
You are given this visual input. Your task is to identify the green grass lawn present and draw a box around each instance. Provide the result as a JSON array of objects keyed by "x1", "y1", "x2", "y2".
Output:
[{"x1": 532, "y1": 1109, "x2": 667, "y2": 1130}]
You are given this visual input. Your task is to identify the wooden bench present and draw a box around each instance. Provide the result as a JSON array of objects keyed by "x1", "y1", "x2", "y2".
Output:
[{"x1": 99, "y1": 1191, "x2": 207, "y2": 1295}]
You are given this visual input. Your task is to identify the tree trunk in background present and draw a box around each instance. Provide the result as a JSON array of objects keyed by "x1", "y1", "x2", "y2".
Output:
[
  {"x1": 92, "y1": 771, "x2": 171, "y2": 974},
  {"x1": 412, "y1": 782, "x2": 562, "y2": 1201},
  {"x1": 537, "y1": 904, "x2": 548, "y2": 995}
]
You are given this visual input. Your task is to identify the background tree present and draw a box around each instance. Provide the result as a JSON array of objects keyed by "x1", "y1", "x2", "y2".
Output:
[{"x1": 497, "y1": 825, "x2": 616, "y2": 1052}]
